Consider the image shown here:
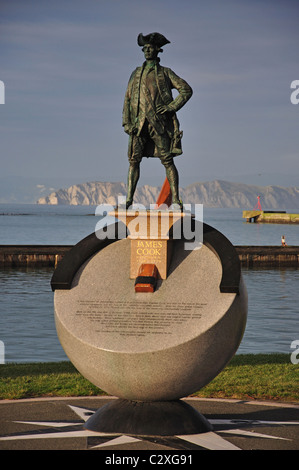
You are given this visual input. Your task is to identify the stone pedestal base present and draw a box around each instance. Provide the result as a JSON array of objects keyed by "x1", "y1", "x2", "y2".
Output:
[
  {"x1": 110, "y1": 209, "x2": 186, "y2": 280},
  {"x1": 83, "y1": 399, "x2": 213, "y2": 436},
  {"x1": 52, "y1": 221, "x2": 247, "y2": 402}
]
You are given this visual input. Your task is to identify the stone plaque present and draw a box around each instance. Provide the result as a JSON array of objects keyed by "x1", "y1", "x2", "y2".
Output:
[{"x1": 130, "y1": 238, "x2": 173, "y2": 279}]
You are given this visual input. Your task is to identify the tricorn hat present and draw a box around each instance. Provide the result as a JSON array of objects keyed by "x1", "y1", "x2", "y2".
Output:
[{"x1": 137, "y1": 32, "x2": 170, "y2": 48}]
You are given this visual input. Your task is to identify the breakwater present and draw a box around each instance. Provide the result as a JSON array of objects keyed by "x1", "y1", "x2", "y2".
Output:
[
  {"x1": 243, "y1": 210, "x2": 299, "y2": 224},
  {"x1": 0, "y1": 245, "x2": 298, "y2": 267}
]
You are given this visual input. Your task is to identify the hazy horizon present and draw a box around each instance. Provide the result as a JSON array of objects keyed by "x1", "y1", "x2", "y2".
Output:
[{"x1": 0, "y1": 173, "x2": 298, "y2": 205}]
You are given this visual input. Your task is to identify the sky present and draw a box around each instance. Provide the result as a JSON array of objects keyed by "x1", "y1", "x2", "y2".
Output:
[{"x1": 0, "y1": 0, "x2": 298, "y2": 197}]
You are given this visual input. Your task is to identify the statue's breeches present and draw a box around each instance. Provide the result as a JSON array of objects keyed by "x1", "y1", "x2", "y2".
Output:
[{"x1": 128, "y1": 121, "x2": 174, "y2": 166}]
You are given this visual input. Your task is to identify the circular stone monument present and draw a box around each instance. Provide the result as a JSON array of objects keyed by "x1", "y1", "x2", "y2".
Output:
[{"x1": 52, "y1": 220, "x2": 247, "y2": 435}]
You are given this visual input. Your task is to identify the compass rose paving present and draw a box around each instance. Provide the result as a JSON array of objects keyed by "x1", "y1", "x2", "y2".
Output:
[{"x1": 0, "y1": 397, "x2": 298, "y2": 451}]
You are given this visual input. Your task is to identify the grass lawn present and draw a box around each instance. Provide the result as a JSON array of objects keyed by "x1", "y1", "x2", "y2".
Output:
[
  {"x1": 192, "y1": 353, "x2": 298, "y2": 402},
  {"x1": 0, "y1": 353, "x2": 298, "y2": 402}
]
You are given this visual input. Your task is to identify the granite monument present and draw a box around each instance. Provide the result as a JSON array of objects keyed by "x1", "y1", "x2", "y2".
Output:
[{"x1": 51, "y1": 33, "x2": 247, "y2": 437}]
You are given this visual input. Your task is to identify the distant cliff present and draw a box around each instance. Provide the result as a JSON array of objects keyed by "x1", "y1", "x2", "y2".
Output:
[{"x1": 37, "y1": 180, "x2": 299, "y2": 210}]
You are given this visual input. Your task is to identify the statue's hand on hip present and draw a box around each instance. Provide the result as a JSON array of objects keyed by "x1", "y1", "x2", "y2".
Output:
[{"x1": 156, "y1": 104, "x2": 172, "y2": 115}]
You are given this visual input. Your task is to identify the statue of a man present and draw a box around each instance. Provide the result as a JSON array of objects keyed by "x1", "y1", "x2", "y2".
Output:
[{"x1": 122, "y1": 32, "x2": 193, "y2": 209}]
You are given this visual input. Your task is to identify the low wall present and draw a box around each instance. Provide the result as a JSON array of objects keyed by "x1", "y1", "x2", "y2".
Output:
[
  {"x1": 0, "y1": 245, "x2": 72, "y2": 267},
  {"x1": 236, "y1": 246, "x2": 299, "y2": 267},
  {"x1": 0, "y1": 245, "x2": 298, "y2": 268}
]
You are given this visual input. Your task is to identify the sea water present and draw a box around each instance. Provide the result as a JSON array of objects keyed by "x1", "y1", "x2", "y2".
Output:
[
  {"x1": 0, "y1": 203, "x2": 299, "y2": 246},
  {"x1": 0, "y1": 204, "x2": 298, "y2": 362}
]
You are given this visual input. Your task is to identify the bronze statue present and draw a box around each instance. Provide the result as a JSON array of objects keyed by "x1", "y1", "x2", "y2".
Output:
[{"x1": 122, "y1": 32, "x2": 193, "y2": 209}]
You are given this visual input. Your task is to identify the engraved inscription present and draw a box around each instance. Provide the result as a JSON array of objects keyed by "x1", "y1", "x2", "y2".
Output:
[
  {"x1": 133, "y1": 239, "x2": 165, "y2": 269},
  {"x1": 130, "y1": 238, "x2": 169, "y2": 279},
  {"x1": 75, "y1": 300, "x2": 206, "y2": 337},
  {"x1": 136, "y1": 240, "x2": 163, "y2": 258}
]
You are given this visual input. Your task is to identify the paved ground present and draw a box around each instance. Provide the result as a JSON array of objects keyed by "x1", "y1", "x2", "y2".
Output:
[{"x1": 0, "y1": 396, "x2": 298, "y2": 451}]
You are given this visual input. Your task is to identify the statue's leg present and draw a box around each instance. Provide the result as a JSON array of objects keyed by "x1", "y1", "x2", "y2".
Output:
[
  {"x1": 153, "y1": 128, "x2": 182, "y2": 209},
  {"x1": 126, "y1": 162, "x2": 140, "y2": 209},
  {"x1": 126, "y1": 130, "x2": 145, "y2": 209},
  {"x1": 163, "y1": 158, "x2": 183, "y2": 209}
]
